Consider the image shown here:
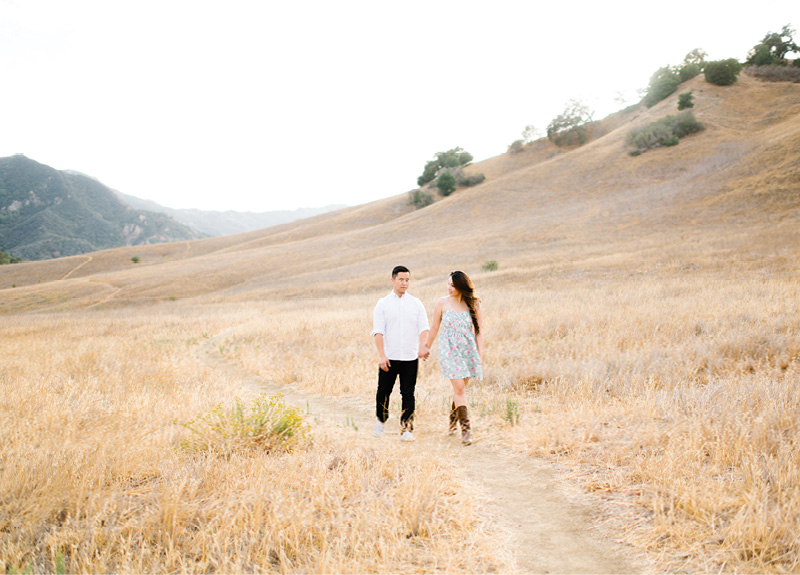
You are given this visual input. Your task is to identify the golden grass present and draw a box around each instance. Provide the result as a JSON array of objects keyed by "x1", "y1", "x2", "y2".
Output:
[
  {"x1": 212, "y1": 267, "x2": 800, "y2": 573},
  {"x1": 0, "y1": 310, "x2": 509, "y2": 573}
]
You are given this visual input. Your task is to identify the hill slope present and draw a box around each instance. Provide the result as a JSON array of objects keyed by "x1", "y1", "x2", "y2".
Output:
[
  {"x1": 0, "y1": 155, "x2": 205, "y2": 260},
  {"x1": 1, "y1": 73, "x2": 798, "y2": 310},
  {"x1": 112, "y1": 188, "x2": 345, "y2": 237}
]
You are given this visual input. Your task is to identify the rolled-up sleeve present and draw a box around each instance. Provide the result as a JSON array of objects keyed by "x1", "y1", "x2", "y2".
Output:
[{"x1": 371, "y1": 299, "x2": 385, "y2": 337}]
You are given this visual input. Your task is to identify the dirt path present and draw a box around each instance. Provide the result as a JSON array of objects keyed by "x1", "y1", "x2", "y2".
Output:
[
  {"x1": 197, "y1": 330, "x2": 646, "y2": 574},
  {"x1": 61, "y1": 255, "x2": 93, "y2": 280}
]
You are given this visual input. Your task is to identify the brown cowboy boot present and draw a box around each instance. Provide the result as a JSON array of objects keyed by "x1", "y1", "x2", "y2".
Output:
[
  {"x1": 456, "y1": 405, "x2": 472, "y2": 445},
  {"x1": 448, "y1": 402, "x2": 458, "y2": 435}
]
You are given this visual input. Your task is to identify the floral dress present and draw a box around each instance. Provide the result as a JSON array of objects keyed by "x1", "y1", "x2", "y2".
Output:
[{"x1": 438, "y1": 303, "x2": 482, "y2": 380}]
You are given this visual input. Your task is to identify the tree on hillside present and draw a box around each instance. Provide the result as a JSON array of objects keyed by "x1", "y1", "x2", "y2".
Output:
[
  {"x1": 642, "y1": 66, "x2": 682, "y2": 107},
  {"x1": 704, "y1": 59, "x2": 743, "y2": 85},
  {"x1": 683, "y1": 48, "x2": 708, "y2": 66},
  {"x1": 522, "y1": 124, "x2": 542, "y2": 143},
  {"x1": 746, "y1": 24, "x2": 800, "y2": 66},
  {"x1": 0, "y1": 247, "x2": 22, "y2": 265},
  {"x1": 546, "y1": 100, "x2": 594, "y2": 147},
  {"x1": 436, "y1": 172, "x2": 457, "y2": 196},
  {"x1": 417, "y1": 147, "x2": 473, "y2": 186}
]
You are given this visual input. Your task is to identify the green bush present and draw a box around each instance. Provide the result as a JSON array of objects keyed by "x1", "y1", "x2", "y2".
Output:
[
  {"x1": 677, "y1": 91, "x2": 695, "y2": 110},
  {"x1": 436, "y1": 172, "x2": 457, "y2": 196},
  {"x1": 177, "y1": 393, "x2": 309, "y2": 457},
  {"x1": 642, "y1": 66, "x2": 682, "y2": 107},
  {"x1": 626, "y1": 111, "x2": 705, "y2": 155},
  {"x1": 417, "y1": 148, "x2": 473, "y2": 186},
  {"x1": 482, "y1": 260, "x2": 498, "y2": 272},
  {"x1": 0, "y1": 247, "x2": 22, "y2": 265},
  {"x1": 746, "y1": 24, "x2": 800, "y2": 66},
  {"x1": 704, "y1": 59, "x2": 743, "y2": 85},
  {"x1": 131, "y1": 255, "x2": 140, "y2": 263},
  {"x1": 409, "y1": 189, "x2": 435, "y2": 209},
  {"x1": 678, "y1": 63, "x2": 702, "y2": 82}
]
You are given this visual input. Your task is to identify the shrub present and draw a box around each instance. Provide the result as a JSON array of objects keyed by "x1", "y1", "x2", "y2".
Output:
[
  {"x1": 482, "y1": 260, "x2": 498, "y2": 272},
  {"x1": 507, "y1": 139, "x2": 524, "y2": 154},
  {"x1": 677, "y1": 91, "x2": 695, "y2": 110},
  {"x1": 417, "y1": 148, "x2": 473, "y2": 186},
  {"x1": 0, "y1": 248, "x2": 22, "y2": 265},
  {"x1": 436, "y1": 172, "x2": 457, "y2": 196},
  {"x1": 457, "y1": 172, "x2": 485, "y2": 187},
  {"x1": 642, "y1": 66, "x2": 681, "y2": 107},
  {"x1": 626, "y1": 111, "x2": 705, "y2": 155},
  {"x1": 177, "y1": 393, "x2": 309, "y2": 457},
  {"x1": 547, "y1": 99, "x2": 594, "y2": 146},
  {"x1": 745, "y1": 65, "x2": 800, "y2": 83},
  {"x1": 409, "y1": 189, "x2": 435, "y2": 209},
  {"x1": 678, "y1": 63, "x2": 702, "y2": 82},
  {"x1": 131, "y1": 256, "x2": 140, "y2": 263},
  {"x1": 704, "y1": 59, "x2": 743, "y2": 85}
]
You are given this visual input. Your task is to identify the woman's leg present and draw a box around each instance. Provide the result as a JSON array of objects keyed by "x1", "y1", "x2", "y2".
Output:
[{"x1": 450, "y1": 378, "x2": 467, "y2": 407}]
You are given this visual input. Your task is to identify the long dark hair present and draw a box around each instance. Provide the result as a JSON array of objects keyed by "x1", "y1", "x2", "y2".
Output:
[{"x1": 450, "y1": 270, "x2": 480, "y2": 335}]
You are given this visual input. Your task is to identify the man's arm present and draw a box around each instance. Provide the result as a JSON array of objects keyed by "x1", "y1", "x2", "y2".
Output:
[{"x1": 374, "y1": 333, "x2": 390, "y2": 371}]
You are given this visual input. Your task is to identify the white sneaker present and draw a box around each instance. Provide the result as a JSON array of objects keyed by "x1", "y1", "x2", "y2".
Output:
[
  {"x1": 400, "y1": 431, "x2": 415, "y2": 441},
  {"x1": 373, "y1": 420, "x2": 385, "y2": 437}
]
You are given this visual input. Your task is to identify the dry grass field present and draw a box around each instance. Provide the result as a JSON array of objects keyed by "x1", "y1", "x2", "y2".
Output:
[{"x1": 1, "y1": 73, "x2": 799, "y2": 573}]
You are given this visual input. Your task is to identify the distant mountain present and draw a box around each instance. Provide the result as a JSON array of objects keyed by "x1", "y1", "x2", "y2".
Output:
[
  {"x1": 0, "y1": 155, "x2": 206, "y2": 260},
  {"x1": 112, "y1": 190, "x2": 346, "y2": 237}
]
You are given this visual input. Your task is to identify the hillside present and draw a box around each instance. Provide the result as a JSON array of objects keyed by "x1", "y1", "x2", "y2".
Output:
[
  {"x1": 0, "y1": 155, "x2": 205, "y2": 261},
  {"x1": 112, "y1": 188, "x2": 345, "y2": 237},
  {"x1": 1, "y1": 73, "x2": 798, "y2": 309}
]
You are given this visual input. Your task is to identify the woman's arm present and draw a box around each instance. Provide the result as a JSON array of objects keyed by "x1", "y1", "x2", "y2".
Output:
[
  {"x1": 425, "y1": 297, "x2": 445, "y2": 349},
  {"x1": 475, "y1": 300, "x2": 484, "y2": 359}
]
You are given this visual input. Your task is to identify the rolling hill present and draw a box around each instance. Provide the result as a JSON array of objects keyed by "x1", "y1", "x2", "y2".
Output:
[
  {"x1": 1, "y1": 72, "x2": 798, "y2": 312},
  {"x1": 0, "y1": 155, "x2": 206, "y2": 261}
]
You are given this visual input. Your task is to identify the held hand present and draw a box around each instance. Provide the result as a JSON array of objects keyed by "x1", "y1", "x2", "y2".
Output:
[
  {"x1": 419, "y1": 344, "x2": 430, "y2": 360},
  {"x1": 379, "y1": 356, "x2": 391, "y2": 372}
]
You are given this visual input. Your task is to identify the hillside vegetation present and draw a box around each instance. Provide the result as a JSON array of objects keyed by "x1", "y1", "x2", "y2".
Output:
[
  {"x1": 0, "y1": 155, "x2": 205, "y2": 261},
  {"x1": 1, "y1": 72, "x2": 799, "y2": 573}
]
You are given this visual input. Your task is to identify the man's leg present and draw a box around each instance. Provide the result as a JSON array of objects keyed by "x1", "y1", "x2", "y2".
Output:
[
  {"x1": 376, "y1": 363, "x2": 398, "y2": 424},
  {"x1": 398, "y1": 359, "x2": 419, "y2": 433}
]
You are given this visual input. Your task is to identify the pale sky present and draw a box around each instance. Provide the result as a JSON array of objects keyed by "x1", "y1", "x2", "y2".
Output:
[{"x1": 1, "y1": 1, "x2": 797, "y2": 212}]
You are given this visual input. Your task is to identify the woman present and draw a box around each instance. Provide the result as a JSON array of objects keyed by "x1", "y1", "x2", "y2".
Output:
[{"x1": 425, "y1": 270, "x2": 483, "y2": 445}]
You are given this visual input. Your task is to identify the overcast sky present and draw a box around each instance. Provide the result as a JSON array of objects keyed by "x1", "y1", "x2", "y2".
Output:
[{"x1": 1, "y1": 1, "x2": 797, "y2": 212}]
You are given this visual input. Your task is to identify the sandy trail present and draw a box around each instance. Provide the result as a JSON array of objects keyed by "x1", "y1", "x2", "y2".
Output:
[{"x1": 197, "y1": 330, "x2": 645, "y2": 574}]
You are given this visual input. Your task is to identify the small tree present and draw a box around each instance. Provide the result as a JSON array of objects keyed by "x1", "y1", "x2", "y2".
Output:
[
  {"x1": 436, "y1": 172, "x2": 457, "y2": 196},
  {"x1": 642, "y1": 66, "x2": 682, "y2": 107},
  {"x1": 746, "y1": 24, "x2": 800, "y2": 66},
  {"x1": 547, "y1": 99, "x2": 594, "y2": 146},
  {"x1": 507, "y1": 139, "x2": 524, "y2": 154},
  {"x1": 704, "y1": 59, "x2": 743, "y2": 85},
  {"x1": 417, "y1": 147, "x2": 474, "y2": 186},
  {"x1": 522, "y1": 124, "x2": 541, "y2": 143},
  {"x1": 677, "y1": 91, "x2": 695, "y2": 110}
]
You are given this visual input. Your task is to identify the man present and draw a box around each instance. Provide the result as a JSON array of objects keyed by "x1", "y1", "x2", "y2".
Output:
[{"x1": 371, "y1": 265, "x2": 430, "y2": 441}]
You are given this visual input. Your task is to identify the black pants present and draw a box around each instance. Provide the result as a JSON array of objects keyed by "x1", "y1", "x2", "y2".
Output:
[{"x1": 376, "y1": 359, "x2": 418, "y2": 431}]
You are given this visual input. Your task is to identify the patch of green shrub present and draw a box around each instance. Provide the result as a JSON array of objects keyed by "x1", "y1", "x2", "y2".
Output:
[
  {"x1": 0, "y1": 247, "x2": 22, "y2": 265},
  {"x1": 677, "y1": 91, "x2": 695, "y2": 110},
  {"x1": 417, "y1": 148, "x2": 473, "y2": 186},
  {"x1": 177, "y1": 393, "x2": 309, "y2": 457},
  {"x1": 131, "y1": 255, "x2": 140, "y2": 263},
  {"x1": 678, "y1": 63, "x2": 702, "y2": 82},
  {"x1": 626, "y1": 111, "x2": 705, "y2": 155},
  {"x1": 409, "y1": 189, "x2": 435, "y2": 209},
  {"x1": 642, "y1": 66, "x2": 682, "y2": 107},
  {"x1": 482, "y1": 260, "x2": 498, "y2": 272},
  {"x1": 704, "y1": 59, "x2": 743, "y2": 86},
  {"x1": 436, "y1": 172, "x2": 457, "y2": 196}
]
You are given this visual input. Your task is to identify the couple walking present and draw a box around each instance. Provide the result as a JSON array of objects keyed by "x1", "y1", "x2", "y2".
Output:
[{"x1": 371, "y1": 265, "x2": 483, "y2": 445}]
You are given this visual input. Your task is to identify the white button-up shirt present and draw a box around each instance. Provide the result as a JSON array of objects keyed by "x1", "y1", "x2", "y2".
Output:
[{"x1": 371, "y1": 291, "x2": 430, "y2": 361}]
